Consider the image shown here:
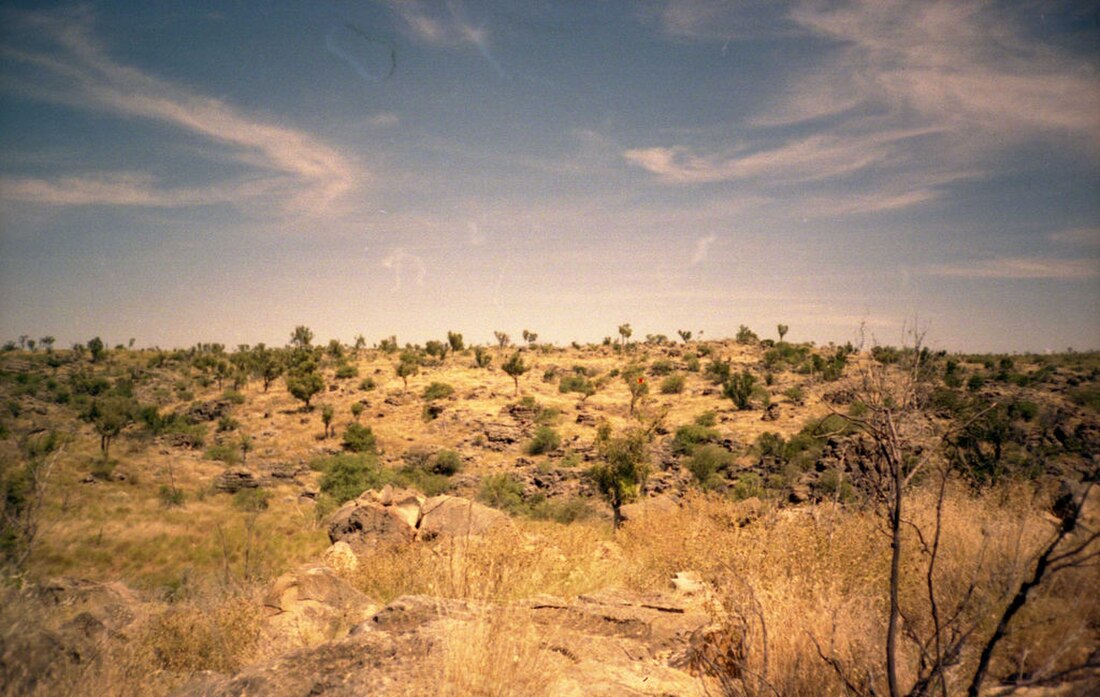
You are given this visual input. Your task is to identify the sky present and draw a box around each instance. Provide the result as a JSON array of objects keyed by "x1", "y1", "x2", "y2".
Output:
[{"x1": 0, "y1": 1, "x2": 1098, "y2": 353}]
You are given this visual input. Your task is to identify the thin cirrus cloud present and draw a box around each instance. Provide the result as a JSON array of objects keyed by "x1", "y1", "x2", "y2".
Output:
[
  {"x1": 624, "y1": 128, "x2": 941, "y2": 185},
  {"x1": 783, "y1": 0, "x2": 1100, "y2": 143},
  {"x1": 381, "y1": 248, "x2": 427, "y2": 291},
  {"x1": 690, "y1": 234, "x2": 716, "y2": 266},
  {"x1": 926, "y1": 258, "x2": 1099, "y2": 281},
  {"x1": 630, "y1": 0, "x2": 1099, "y2": 215},
  {"x1": 384, "y1": 0, "x2": 505, "y2": 77},
  {"x1": 0, "y1": 11, "x2": 359, "y2": 214}
]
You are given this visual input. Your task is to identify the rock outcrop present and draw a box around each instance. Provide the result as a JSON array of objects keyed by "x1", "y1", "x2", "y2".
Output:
[
  {"x1": 327, "y1": 486, "x2": 509, "y2": 548},
  {"x1": 262, "y1": 563, "x2": 377, "y2": 649},
  {"x1": 173, "y1": 581, "x2": 716, "y2": 697}
]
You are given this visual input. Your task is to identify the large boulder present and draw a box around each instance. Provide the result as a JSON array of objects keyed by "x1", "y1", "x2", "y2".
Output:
[
  {"x1": 262, "y1": 564, "x2": 377, "y2": 649},
  {"x1": 327, "y1": 497, "x2": 419, "y2": 548},
  {"x1": 174, "y1": 585, "x2": 710, "y2": 697},
  {"x1": 619, "y1": 493, "x2": 680, "y2": 524},
  {"x1": 416, "y1": 495, "x2": 508, "y2": 541},
  {"x1": 213, "y1": 468, "x2": 258, "y2": 493},
  {"x1": 327, "y1": 487, "x2": 508, "y2": 548}
]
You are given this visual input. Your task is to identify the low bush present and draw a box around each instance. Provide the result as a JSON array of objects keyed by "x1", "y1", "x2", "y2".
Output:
[
  {"x1": 342, "y1": 423, "x2": 378, "y2": 453},
  {"x1": 317, "y1": 453, "x2": 390, "y2": 504},
  {"x1": 686, "y1": 444, "x2": 733, "y2": 490},
  {"x1": 526, "y1": 425, "x2": 561, "y2": 455},
  {"x1": 672, "y1": 422, "x2": 719, "y2": 455},
  {"x1": 660, "y1": 374, "x2": 685, "y2": 394},
  {"x1": 422, "y1": 381, "x2": 455, "y2": 401},
  {"x1": 204, "y1": 443, "x2": 240, "y2": 465}
]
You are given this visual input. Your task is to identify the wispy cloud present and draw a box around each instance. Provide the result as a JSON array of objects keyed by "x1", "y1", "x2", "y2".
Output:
[
  {"x1": 1, "y1": 10, "x2": 359, "y2": 214},
  {"x1": 1049, "y1": 227, "x2": 1100, "y2": 248},
  {"x1": 625, "y1": 128, "x2": 940, "y2": 184},
  {"x1": 628, "y1": 1, "x2": 1099, "y2": 217},
  {"x1": 926, "y1": 258, "x2": 1099, "y2": 280},
  {"x1": 381, "y1": 248, "x2": 427, "y2": 291},
  {"x1": 467, "y1": 221, "x2": 486, "y2": 246},
  {"x1": 784, "y1": 0, "x2": 1100, "y2": 144},
  {"x1": 654, "y1": 0, "x2": 797, "y2": 42},
  {"x1": 385, "y1": 0, "x2": 505, "y2": 76},
  {"x1": 690, "y1": 234, "x2": 716, "y2": 265},
  {"x1": 0, "y1": 172, "x2": 267, "y2": 207}
]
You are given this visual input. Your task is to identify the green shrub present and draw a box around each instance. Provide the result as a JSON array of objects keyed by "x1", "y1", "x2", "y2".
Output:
[
  {"x1": 1068, "y1": 386, "x2": 1100, "y2": 413},
  {"x1": 724, "y1": 371, "x2": 757, "y2": 410},
  {"x1": 649, "y1": 360, "x2": 675, "y2": 376},
  {"x1": 527, "y1": 496, "x2": 594, "y2": 524},
  {"x1": 783, "y1": 385, "x2": 804, "y2": 403},
  {"x1": 817, "y1": 469, "x2": 855, "y2": 502},
  {"x1": 478, "y1": 473, "x2": 525, "y2": 513},
  {"x1": 705, "y1": 359, "x2": 731, "y2": 385},
  {"x1": 317, "y1": 453, "x2": 390, "y2": 504},
  {"x1": 755, "y1": 432, "x2": 786, "y2": 460},
  {"x1": 967, "y1": 375, "x2": 986, "y2": 391},
  {"x1": 233, "y1": 488, "x2": 270, "y2": 512},
  {"x1": 694, "y1": 410, "x2": 717, "y2": 427},
  {"x1": 1008, "y1": 400, "x2": 1039, "y2": 422},
  {"x1": 684, "y1": 355, "x2": 701, "y2": 372},
  {"x1": 526, "y1": 425, "x2": 561, "y2": 455},
  {"x1": 422, "y1": 381, "x2": 455, "y2": 401},
  {"x1": 393, "y1": 468, "x2": 451, "y2": 496},
  {"x1": 359, "y1": 377, "x2": 376, "y2": 391},
  {"x1": 732, "y1": 472, "x2": 764, "y2": 500},
  {"x1": 335, "y1": 364, "x2": 359, "y2": 379},
  {"x1": 672, "y1": 423, "x2": 719, "y2": 455},
  {"x1": 660, "y1": 374, "x2": 685, "y2": 394},
  {"x1": 342, "y1": 423, "x2": 377, "y2": 453},
  {"x1": 205, "y1": 443, "x2": 241, "y2": 465},
  {"x1": 736, "y1": 325, "x2": 758, "y2": 344},
  {"x1": 158, "y1": 485, "x2": 185, "y2": 507},
  {"x1": 559, "y1": 374, "x2": 595, "y2": 399},
  {"x1": 431, "y1": 449, "x2": 463, "y2": 475},
  {"x1": 686, "y1": 444, "x2": 733, "y2": 490},
  {"x1": 217, "y1": 415, "x2": 239, "y2": 432},
  {"x1": 222, "y1": 389, "x2": 246, "y2": 405}
]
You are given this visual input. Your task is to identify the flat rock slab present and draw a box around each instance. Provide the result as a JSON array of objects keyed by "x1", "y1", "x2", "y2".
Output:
[{"x1": 174, "y1": 589, "x2": 710, "y2": 697}]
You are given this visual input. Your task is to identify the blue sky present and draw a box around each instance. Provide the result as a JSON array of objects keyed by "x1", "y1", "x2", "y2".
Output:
[{"x1": 1, "y1": 1, "x2": 1098, "y2": 352}]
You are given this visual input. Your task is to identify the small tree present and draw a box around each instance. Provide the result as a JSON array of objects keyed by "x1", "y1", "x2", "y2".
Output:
[
  {"x1": 617, "y1": 323, "x2": 633, "y2": 348},
  {"x1": 2, "y1": 430, "x2": 63, "y2": 569},
  {"x1": 354, "y1": 334, "x2": 366, "y2": 354},
  {"x1": 590, "y1": 425, "x2": 650, "y2": 529},
  {"x1": 502, "y1": 351, "x2": 528, "y2": 395},
  {"x1": 777, "y1": 324, "x2": 789, "y2": 342},
  {"x1": 396, "y1": 352, "x2": 419, "y2": 393},
  {"x1": 252, "y1": 344, "x2": 284, "y2": 392},
  {"x1": 735, "y1": 325, "x2": 758, "y2": 344},
  {"x1": 286, "y1": 367, "x2": 324, "y2": 409},
  {"x1": 40, "y1": 336, "x2": 56, "y2": 353},
  {"x1": 240, "y1": 434, "x2": 253, "y2": 466},
  {"x1": 447, "y1": 331, "x2": 465, "y2": 352},
  {"x1": 474, "y1": 346, "x2": 492, "y2": 369},
  {"x1": 677, "y1": 330, "x2": 692, "y2": 344},
  {"x1": 290, "y1": 325, "x2": 314, "y2": 349},
  {"x1": 85, "y1": 396, "x2": 135, "y2": 461},
  {"x1": 724, "y1": 370, "x2": 756, "y2": 410},
  {"x1": 623, "y1": 366, "x2": 649, "y2": 415},
  {"x1": 494, "y1": 331, "x2": 511, "y2": 350},
  {"x1": 522, "y1": 329, "x2": 538, "y2": 346},
  {"x1": 350, "y1": 402, "x2": 364, "y2": 423},
  {"x1": 424, "y1": 340, "x2": 449, "y2": 361},
  {"x1": 87, "y1": 336, "x2": 106, "y2": 362},
  {"x1": 321, "y1": 404, "x2": 335, "y2": 439},
  {"x1": 326, "y1": 339, "x2": 344, "y2": 359}
]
